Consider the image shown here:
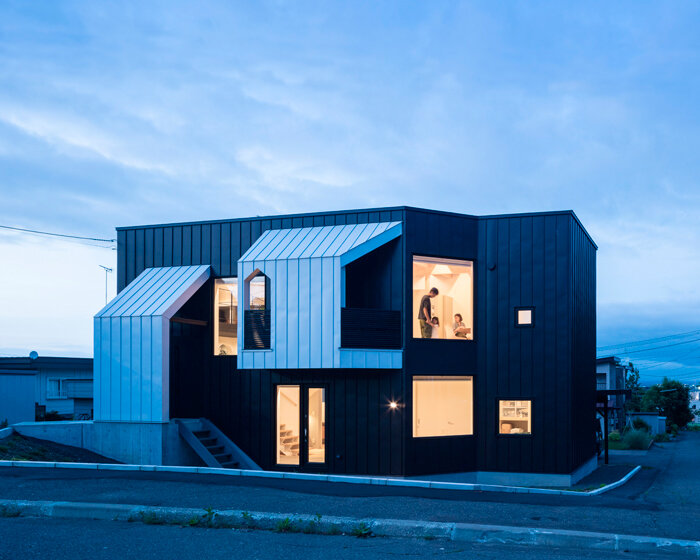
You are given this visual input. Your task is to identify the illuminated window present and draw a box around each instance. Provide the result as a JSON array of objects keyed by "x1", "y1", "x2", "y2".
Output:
[
  {"x1": 413, "y1": 256, "x2": 473, "y2": 340},
  {"x1": 214, "y1": 278, "x2": 238, "y2": 356},
  {"x1": 516, "y1": 308, "x2": 534, "y2": 327},
  {"x1": 244, "y1": 271, "x2": 271, "y2": 350},
  {"x1": 499, "y1": 400, "x2": 532, "y2": 435},
  {"x1": 412, "y1": 376, "x2": 473, "y2": 437}
]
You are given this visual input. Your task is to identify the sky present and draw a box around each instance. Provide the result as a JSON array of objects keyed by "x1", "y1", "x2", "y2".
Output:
[{"x1": 1, "y1": 1, "x2": 699, "y2": 384}]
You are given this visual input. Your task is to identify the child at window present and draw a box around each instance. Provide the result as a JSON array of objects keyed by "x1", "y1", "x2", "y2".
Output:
[{"x1": 430, "y1": 316, "x2": 441, "y2": 339}]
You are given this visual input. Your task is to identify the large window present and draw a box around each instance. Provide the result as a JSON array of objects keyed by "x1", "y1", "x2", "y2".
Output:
[
  {"x1": 413, "y1": 256, "x2": 473, "y2": 340},
  {"x1": 214, "y1": 278, "x2": 238, "y2": 356},
  {"x1": 412, "y1": 376, "x2": 473, "y2": 437},
  {"x1": 499, "y1": 400, "x2": 532, "y2": 435}
]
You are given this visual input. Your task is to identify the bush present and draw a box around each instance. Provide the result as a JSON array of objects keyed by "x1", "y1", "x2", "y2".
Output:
[
  {"x1": 608, "y1": 431, "x2": 621, "y2": 442},
  {"x1": 623, "y1": 429, "x2": 650, "y2": 450},
  {"x1": 686, "y1": 423, "x2": 700, "y2": 432},
  {"x1": 654, "y1": 433, "x2": 670, "y2": 443},
  {"x1": 632, "y1": 418, "x2": 651, "y2": 432},
  {"x1": 669, "y1": 423, "x2": 679, "y2": 435}
]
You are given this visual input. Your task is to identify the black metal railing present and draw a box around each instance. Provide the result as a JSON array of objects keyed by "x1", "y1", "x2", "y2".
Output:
[
  {"x1": 244, "y1": 309, "x2": 271, "y2": 349},
  {"x1": 341, "y1": 308, "x2": 402, "y2": 349}
]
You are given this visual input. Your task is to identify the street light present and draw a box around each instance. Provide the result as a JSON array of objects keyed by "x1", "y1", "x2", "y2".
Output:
[{"x1": 98, "y1": 265, "x2": 113, "y2": 305}]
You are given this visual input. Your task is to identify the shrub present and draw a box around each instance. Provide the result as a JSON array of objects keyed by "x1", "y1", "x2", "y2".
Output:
[
  {"x1": 654, "y1": 433, "x2": 670, "y2": 443},
  {"x1": 632, "y1": 418, "x2": 651, "y2": 432},
  {"x1": 0, "y1": 419, "x2": 8, "y2": 429},
  {"x1": 686, "y1": 423, "x2": 700, "y2": 432},
  {"x1": 669, "y1": 423, "x2": 679, "y2": 435},
  {"x1": 351, "y1": 521, "x2": 373, "y2": 538},
  {"x1": 623, "y1": 429, "x2": 650, "y2": 450},
  {"x1": 608, "y1": 431, "x2": 621, "y2": 442}
]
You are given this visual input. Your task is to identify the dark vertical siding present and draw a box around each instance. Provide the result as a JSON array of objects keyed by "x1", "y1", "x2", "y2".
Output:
[
  {"x1": 570, "y1": 220, "x2": 597, "y2": 470},
  {"x1": 121, "y1": 206, "x2": 594, "y2": 478},
  {"x1": 474, "y1": 213, "x2": 578, "y2": 475}
]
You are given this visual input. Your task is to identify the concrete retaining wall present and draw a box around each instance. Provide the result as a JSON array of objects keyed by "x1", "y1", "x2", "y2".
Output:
[{"x1": 12, "y1": 421, "x2": 200, "y2": 466}]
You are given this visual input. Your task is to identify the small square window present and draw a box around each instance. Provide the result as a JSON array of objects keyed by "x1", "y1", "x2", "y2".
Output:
[
  {"x1": 499, "y1": 400, "x2": 531, "y2": 435},
  {"x1": 515, "y1": 308, "x2": 534, "y2": 327}
]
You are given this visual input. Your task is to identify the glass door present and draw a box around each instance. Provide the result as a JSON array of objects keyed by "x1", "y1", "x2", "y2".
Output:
[
  {"x1": 276, "y1": 385, "x2": 327, "y2": 467},
  {"x1": 306, "y1": 387, "x2": 326, "y2": 464}
]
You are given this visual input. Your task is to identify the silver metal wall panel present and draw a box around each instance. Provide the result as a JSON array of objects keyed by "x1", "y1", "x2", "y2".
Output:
[{"x1": 238, "y1": 222, "x2": 402, "y2": 370}]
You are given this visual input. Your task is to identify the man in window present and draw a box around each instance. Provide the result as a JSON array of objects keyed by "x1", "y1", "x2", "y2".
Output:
[{"x1": 418, "y1": 287, "x2": 438, "y2": 338}]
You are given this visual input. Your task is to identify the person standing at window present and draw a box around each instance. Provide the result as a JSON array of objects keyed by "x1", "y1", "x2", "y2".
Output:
[{"x1": 418, "y1": 287, "x2": 439, "y2": 338}]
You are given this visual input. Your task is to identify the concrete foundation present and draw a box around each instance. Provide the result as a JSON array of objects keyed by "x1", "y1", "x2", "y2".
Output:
[
  {"x1": 12, "y1": 421, "x2": 200, "y2": 466},
  {"x1": 475, "y1": 454, "x2": 598, "y2": 487}
]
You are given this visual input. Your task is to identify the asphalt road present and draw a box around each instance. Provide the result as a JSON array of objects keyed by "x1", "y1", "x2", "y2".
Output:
[
  {"x1": 0, "y1": 432, "x2": 698, "y2": 541},
  {"x1": 0, "y1": 517, "x2": 677, "y2": 560}
]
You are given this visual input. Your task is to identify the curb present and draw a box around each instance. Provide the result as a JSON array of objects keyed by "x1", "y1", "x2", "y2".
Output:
[
  {"x1": 1, "y1": 498, "x2": 699, "y2": 556},
  {"x1": 0, "y1": 460, "x2": 641, "y2": 497}
]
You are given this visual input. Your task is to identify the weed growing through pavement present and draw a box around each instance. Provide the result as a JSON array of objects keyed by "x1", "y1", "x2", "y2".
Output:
[
  {"x1": 275, "y1": 517, "x2": 298, "y2": 533},
  {"x1": 351, "y1": 521, "x2": 372, "y2": 538}
]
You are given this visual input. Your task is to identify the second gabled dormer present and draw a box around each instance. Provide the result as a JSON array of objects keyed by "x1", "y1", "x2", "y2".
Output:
[{"x1": 236, "y1": 221, "x2": 403, "y2": 369}]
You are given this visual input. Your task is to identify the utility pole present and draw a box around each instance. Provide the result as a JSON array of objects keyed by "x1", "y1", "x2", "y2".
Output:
[{"x1": 99, "y1": 265, "x2": 113, "y2": 305}]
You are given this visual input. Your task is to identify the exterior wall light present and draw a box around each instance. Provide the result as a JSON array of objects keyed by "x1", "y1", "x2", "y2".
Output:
[{"x1": 389, "y1": 401, "x2": 398, "y2": 410}]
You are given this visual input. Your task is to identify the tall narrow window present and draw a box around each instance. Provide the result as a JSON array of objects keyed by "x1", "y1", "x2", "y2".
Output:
[
  {"x1": 244, "y1": 272, "x2": 271, "y2": 349},
  {"x1": 307, "y1": 388, "x2": 326, "y2": 463},
  {"x1": 214, "y1": 278, "x2": 238, "y2": 356},
  {"x1": 413, "y1": 256, "x2": 474, "y2": 340},
  {"x1": 412, "y1": 376, "x2": 473, "y2": 437},
  {"x1": 277, "y1": 386, "x2": 300, "y2": 465},
  {"x1": 499, "y1": 400, "x2": 532, "y2": 435}
]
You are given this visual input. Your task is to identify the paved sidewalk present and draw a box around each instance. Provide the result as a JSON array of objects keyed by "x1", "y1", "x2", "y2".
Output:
[{"x1": 1, "y1": 432, "x2": 697, "y2": 542}]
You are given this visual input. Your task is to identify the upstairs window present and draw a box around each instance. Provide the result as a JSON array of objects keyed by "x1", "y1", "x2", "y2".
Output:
[
  {"x1": 413, "y1": 256, "x2": 474, "y2": 340},
  {"x1": 515, "y1": 307, "x2": 534, "y2": 327},
  {"x1": 214, "y1": 278, "x2": 238, "y2": 356},
  {"x1": 244, "y1": 271, "x2": 271, "y2": 349}
]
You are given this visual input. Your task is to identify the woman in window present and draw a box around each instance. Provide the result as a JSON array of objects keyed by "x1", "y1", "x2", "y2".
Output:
[{"x1": 452, "y1": 313, "x2": 470, "y2": 338}]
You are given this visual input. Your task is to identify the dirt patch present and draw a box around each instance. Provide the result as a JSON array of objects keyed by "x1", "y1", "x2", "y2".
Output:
[{"x1": 0, "y1": 433, "x2": 119, "y2": 463}]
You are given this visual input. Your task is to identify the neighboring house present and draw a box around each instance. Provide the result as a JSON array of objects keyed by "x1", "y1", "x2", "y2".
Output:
[
  {"x1": 0, "y1": 356, "x2": 93, "y2": 422},
  {"x1": 93, "y1": 206, "x2": 597, "y2": 484},
  {"x1": 595, "y1": 356, "x2": 628, "y2": 431}
]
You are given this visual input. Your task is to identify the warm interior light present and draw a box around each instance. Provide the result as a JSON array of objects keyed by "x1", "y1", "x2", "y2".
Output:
[{"x1": 389, "y1": 401, "x2": 398, "y2": 409}]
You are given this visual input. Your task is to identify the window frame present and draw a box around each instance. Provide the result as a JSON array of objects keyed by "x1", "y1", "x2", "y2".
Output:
[
  {"x1": 411, "y1": 375, "x2": 475, "y2": 439},
  {"x1": 514, "y1": 307, "x2": 535, "y2": 328},
  {"x1": 496, "y1": 398, "x2": 533, "y2": 437},
  {"x1": 213, "y1": 277, "x2": 239, "y2": 357},
  {"x1": 46, "y1": 378, "x2": 66, "y2": 399},
  {"x1": 411, "y1": 253, "x2": 476, "y2": 342}
]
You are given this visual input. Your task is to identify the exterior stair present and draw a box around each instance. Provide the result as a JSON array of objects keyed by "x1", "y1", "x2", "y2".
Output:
[{"x1": 175, "y1": 418, "x2": 261, "y2": 470}]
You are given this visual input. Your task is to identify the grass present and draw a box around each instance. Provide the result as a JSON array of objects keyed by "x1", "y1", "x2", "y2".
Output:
[
  {"x1": 274, "y1": 517, "x2": 298, "y2": 533},
  {"x1": 351, "y1": 521, "x2": 373, "y2": 538}
]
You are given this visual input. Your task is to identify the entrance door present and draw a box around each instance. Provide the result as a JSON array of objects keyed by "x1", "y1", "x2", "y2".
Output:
[{"x1": 276, "y1": 385, "x2": 327, "y2": 467}]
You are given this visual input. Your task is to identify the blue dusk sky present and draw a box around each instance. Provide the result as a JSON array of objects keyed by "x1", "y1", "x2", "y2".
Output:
[{"x1": 1, "y1": 1, "x2": 699, "y2": 384}]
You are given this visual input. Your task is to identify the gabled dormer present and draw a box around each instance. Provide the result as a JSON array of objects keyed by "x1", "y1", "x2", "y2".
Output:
[{"x1": 237, "y1": 221, "x2": 403, "y2": 369}]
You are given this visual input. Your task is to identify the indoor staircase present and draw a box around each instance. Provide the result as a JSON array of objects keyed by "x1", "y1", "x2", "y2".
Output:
[
  {"x1": 278, "y1": 424, "x2": 299, "y2": 456},
  {"x1": 175, "y1": 418, "x2": 261, "y2": 470}
]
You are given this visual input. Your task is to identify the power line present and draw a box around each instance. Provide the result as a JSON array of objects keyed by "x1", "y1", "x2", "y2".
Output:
[
  {"x1": 597, "y1": 328, "x2": 700, "y2": 351},
  {"x1": 0, "y1": 224, "x2": 115, "y2": 243},
  {"x1": 616, "y1": 337, "x2": 700, "y2": 355}
]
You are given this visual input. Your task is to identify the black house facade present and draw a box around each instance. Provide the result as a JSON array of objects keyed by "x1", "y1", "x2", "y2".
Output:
[{"x1": 94, "y1": 206, "x2": 597, "y2": 484}]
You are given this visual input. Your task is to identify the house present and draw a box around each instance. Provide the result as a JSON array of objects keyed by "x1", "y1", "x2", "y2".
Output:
[
  {"x1": 92, "y1": 206, "x2": 597, "y2": 485},
  {"x1": 0, "y1": 355, "x2": 93, "y2": 423},
  {"x1": 595, "y1": 356, "x2": 628, "y2": 431}
]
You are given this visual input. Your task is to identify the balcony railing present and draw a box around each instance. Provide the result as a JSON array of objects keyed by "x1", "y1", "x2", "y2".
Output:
[
  {"x1": 244, "y1": 309, "x2": 271, "y2": 349},
  {"x1": 341, "y1": 308, "x2": 402, "y2": 349}
]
